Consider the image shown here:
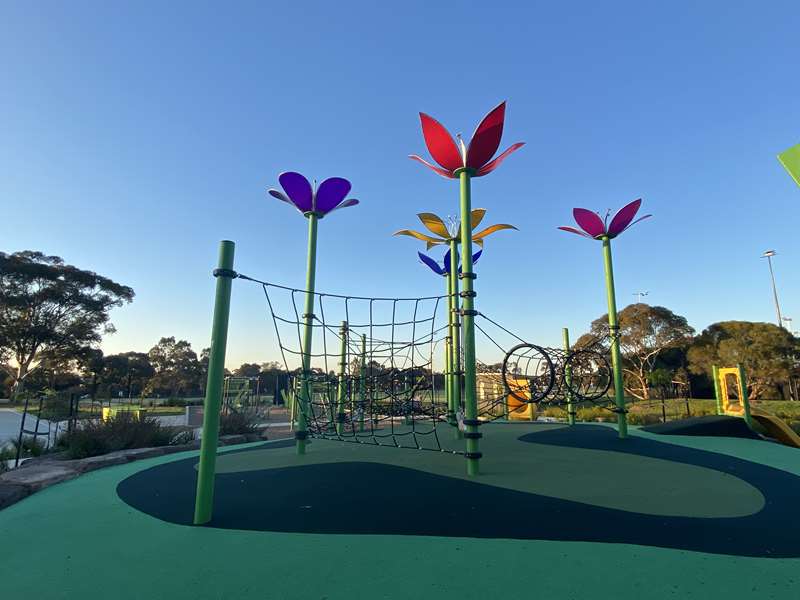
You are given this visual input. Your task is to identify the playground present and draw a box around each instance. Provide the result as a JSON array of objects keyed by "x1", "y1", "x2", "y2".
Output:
[{"x1": 3, "y1": 76, "x2": 800, "y2": 598}]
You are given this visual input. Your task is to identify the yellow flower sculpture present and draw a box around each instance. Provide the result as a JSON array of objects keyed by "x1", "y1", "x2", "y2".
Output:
[{"x1": 393, "y1": 209, "x2": 517, "y2": 249}]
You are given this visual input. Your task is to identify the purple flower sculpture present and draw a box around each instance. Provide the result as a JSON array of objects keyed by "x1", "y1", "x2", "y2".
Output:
[
  {"x1": 268, "y1": 171, "x2": 359, "y2": 217},
  {"x1": 418, "y1": 249, "x2": 482, "y2": 276},
  {"x1": 558, "y1": 199, "x2": 651, "y2": 240}
]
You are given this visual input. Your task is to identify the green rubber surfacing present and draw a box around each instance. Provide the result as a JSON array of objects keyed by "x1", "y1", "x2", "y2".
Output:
[{"x1": 0, "y1": 424, "x2": 798, "y2": 599}]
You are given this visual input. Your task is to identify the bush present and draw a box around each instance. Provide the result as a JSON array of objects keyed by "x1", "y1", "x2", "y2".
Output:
[
  {"x1": 57, "y1": 413, "x2": 194, "y2": 459},
  {"x1": 219, "y1": 410, "x2": 260, "y2": 435},
  {"x1": 11, "y1": 436, "x2": 47, "y2": 458}
]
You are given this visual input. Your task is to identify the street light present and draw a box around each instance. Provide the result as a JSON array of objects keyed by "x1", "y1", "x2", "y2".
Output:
[
  {"x1": 633, "y1": 291, "x2": 649, "y2": 304},
  {"x1": 783, "y1": 316, "x2": 793, "y2": 332},
  {"x1": 761, "y1": 250, "x2": 784, "y2": 328}
]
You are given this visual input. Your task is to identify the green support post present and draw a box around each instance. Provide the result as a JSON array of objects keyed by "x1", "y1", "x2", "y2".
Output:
[
  {"x1": 601, "y1": 236, "x2": 628, "y2": 438},
  {"x1": 712, "y1": 365, "x2": 723, "y2": 415},
  {"x1": 193, "y1": 240, "x2": 236, "y2": 525},
  {"x1": 444, "y1": 272, "x2": 454, "y2": 425},
  {"x1": 738, "y1": 363, "x2": 753, "y2": 428},
  {"x1": 335, "y1": 321, "x2": 348, "y2": 435},
  {"x1": 297, "y1": 212, "x2": 320, "y2": 454},
  {"x1": 359, "y1": 334, "x2": 366, "y2": 432},
  {"x1": 449, "y1": 238, "x2": 463, "y2": 440},
  {"x1": 457, "y1": 170, "x2": 480, "y2": 475},
  {"x1": 563, "y1": 327, "x2": 575, "y2": 426}
]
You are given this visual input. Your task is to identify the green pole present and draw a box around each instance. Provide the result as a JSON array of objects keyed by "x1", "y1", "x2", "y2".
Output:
[
  {"x1": 297, "y1": 212, "x2": 319, "y2": 454},
  {"x1": 359, "y1": 334, "x2": 366, "y2": 432},
  {"x1": 738, "y1": 363, "x2": 753, "y2": 428},
  {"x1": 449, "y1": 238, "x2": 463, "y2": 439},
  {"x1": 712, "y1": 365, "x2": 723, "y2": 415},
  {"x1": 601, "y1": 236, "x2": 628, "y2": 438},
  {"x1": 193, "y1": 240, "x2": 236, "y2": 525},
  {"x1": 335, "y1": 321, "x2": 348, "y2": 435},
  {"x1": 457, "y1": 170, "x2": 480, "y2": 475},
  {"x1": 563, "y1": 327, "x2": 575, "y2": 426},
  {"x1": 445, "y1": 272, "x2": 454, "y2": 425}
]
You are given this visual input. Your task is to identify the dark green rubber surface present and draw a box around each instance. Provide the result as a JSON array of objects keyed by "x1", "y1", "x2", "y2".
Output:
[{"x1": 1, "y1": 423, "x2": 799, "y2": 599}]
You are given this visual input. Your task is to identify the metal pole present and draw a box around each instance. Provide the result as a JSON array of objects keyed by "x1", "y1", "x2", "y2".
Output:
[
  {"x1": 766, "y1": 254, "x2": 783, "y2": 327},
  {"x1": 601, "y1": 236, "x2": 628, "y2": 438},
  {"x1": 449, "y1": 237, "x2": 463, "y2": 440},
  {"x1": 712, "y1": 365, "x2": 722, "y2": 415},
  {"x1": 457, "y1": 170, "x2": 480, "y2": 475},
  {"x1": 563, "y1": 327, "x2": 575, "y2": 425},
  {"x1": 335, "y1": 321, "x2": 348, "y2": 435},
  {"x1": 297, "y1": 213, "x2": 319, "y2": 454},
  {"x1": 445, "y1": 272, "x2": 454, "y2": 425},
  {"x1": 193, "y1": 240, "x2": 236, "y2": 525},
  {"x1": 359, "y1": 334, "x2": 366, "y2": 432}
]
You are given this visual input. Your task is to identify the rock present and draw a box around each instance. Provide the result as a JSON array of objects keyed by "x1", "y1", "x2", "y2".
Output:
[
  {"x1": 18, "y1": 452, "x2": 70, "y2": 468},
  {"x1": 0, "y1": 484, "x2": 30, "y2": 509},
  {"x1": 75, "y1": 451, "x2": 131, "y2": 473},
  {"x1": 0, "y1": 464, "x2": 81, "y2": 491},
  {"x1": 118, "y1": 447, "x2": 166, "y2": 460},
  {"x1": 219, "y1": 434, "x2": 246, "y2": 445},
  {"x1": 244, "y1": 433, "x2": 262, "y2": 443}
]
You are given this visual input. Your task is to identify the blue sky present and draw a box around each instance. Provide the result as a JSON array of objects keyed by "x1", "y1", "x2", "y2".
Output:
[{"x1": 1, "y1": 1, "x2": 798, "y2": 369}]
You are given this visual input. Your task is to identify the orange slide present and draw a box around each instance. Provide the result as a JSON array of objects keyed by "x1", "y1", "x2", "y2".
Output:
[{"x1": 749, "y1": 408, "x2": 800, "y2": 449}]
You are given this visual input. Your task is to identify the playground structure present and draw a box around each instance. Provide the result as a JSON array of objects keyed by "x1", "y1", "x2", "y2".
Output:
[{"x1": 714, "y1": 364, "x2": 800, "y2": 448}]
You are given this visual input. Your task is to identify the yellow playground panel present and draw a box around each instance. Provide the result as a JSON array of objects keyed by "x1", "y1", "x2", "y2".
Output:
[
  {"x1": 715, "y1": 365, "x2": 800, "y2": 449},
  {"x1": 101, "y1": 406, "x2": 148, "y2": 421},
  {"x1": 476, "y1": 373, "x2": 535, "y2": 421}
]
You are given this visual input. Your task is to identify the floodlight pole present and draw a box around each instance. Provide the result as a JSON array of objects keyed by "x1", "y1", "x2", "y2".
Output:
[
  {"x1": 601, "y1": 236, "x2": 628, "y2": 438},
  {"x1": 444, "y1": 273, "x2": 454, "y2": 425},
  {"x1": 762, "y1": 251, "x2": 783, "y2": 328},
  {"x1": 194, "y1": 240, "x2": 236, "y2": 525},
  {"x1": 297, "y1": 212, "x2": 320, "y2": 454},
  {"x1": 457, "y1": 169, "x2": 480, "y2": 475}
]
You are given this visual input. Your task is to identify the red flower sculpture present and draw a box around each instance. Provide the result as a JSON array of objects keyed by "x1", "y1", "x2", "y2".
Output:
[
  {"x1": 559, "y1": 199, "x2": 651, "y2": 240},
  {"x1": 410, "y1": 101, "x2": 524, "y2": 178}
]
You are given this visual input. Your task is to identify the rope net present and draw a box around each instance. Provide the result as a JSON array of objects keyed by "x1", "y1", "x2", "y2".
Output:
[{"x1": 239, "y1": 273, "x2": 618, "y2": 455}]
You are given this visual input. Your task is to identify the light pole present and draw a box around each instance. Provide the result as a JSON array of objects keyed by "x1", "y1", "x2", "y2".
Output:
[
  {"x1": 761, "y1": 250, "x2": 784, "y2": 328},
  {"x1": 633, "y1": 291, "x2": 649, "y2": 304}
]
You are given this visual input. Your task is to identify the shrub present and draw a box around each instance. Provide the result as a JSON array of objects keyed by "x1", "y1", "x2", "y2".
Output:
[
  {"x1": 57, "y1": 413, "x2": 193, "y2": 459},
  {"x1": 11, "y1": 436, "x2": 47, "y2": 458},
  {"x1": 219, "y1": 410, "x2": 260, "y2": 435}
]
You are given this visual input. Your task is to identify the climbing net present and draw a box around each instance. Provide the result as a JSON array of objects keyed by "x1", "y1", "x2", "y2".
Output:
[{"x1": 240, "y1": 274, "x2": 617, "y2": 454}]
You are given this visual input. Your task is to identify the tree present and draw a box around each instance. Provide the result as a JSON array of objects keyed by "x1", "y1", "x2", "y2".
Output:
[
  {"x1": 146, "y1": 337, "x2": 201, "y2": 398},
  {"x1": 98, "y1": 352, "x2": 155, "y2": 398},
  {"x1": 580, "y1": 303, "x2": 695, "y2": 400},
  {"x1": 234, "y1": 363, "x2": 261, "y2": 378},
  {"x1": 0, "y1": 251, "x2": 134, "y2": 394},
  {"x1": 687, "y1": 321, "x2": 798, "y2": 400}
]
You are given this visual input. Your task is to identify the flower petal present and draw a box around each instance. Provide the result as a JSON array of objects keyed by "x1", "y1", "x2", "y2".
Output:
[
  {"x1": 472, "y1": 249, "x2": 483, "y2": 264},
  {"x1": 443, "y1": 248, "x2": 452, "y2": 274},
  {"x1": 573, "y1": 208, "x2": 606, "y2": 238},
  {"x1": 278, "y1": 172, "x2": 313, "y2": 212},
  {"x1": 472, "y1": 223, "x2": 518, "y2": 240},
  {"x1": 268, "y1": 189, "x2": 293, "y2": 204},
  {"x1": 470, "y1": 208, "x2": 487, "y2": 231},
  {"x1": 418, "y1": 252, "x2": 444, "y2": 275},
  {"x1": 474, "y1": 142, "x2": 525, "y2": 177},
  {"x1": 618, "y1": 214, "x2": 652, "y2": 236},
  {"x1": 607, "y1": 199, "x2": 642, "y2": 237},
  {"x1": 466, "y1": 101, "x2": 505, "y2": 170},
  {"x1": 409, "y1": 155, "x2": 457, "y2": 179},
  {"x1": 393, "y1": 229, "x2": 444, "y2": 245},
  {"x1": 419, "y1": 113, "x2": 463, "y2": 171},
  {"x1": 417, "y1": 213, "x2": 449, "y2": 239},
  {"x1": 315, "y1": 177, "x2": 351, "y2": 214},
  {"x1": 327, "y1": 198, "x2": 359, "y2": 215},
  {"x1": 558, "y1": 226, "x2": 592, "y2": 238}
]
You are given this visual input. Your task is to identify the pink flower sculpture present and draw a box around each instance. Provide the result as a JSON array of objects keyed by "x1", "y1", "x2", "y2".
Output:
[
  {"x1": 559, "y1": 199, "x2": 651, "y2": 240},
  {"x1": 410, "y1": 101, "x2": 524, "y2": 179}
]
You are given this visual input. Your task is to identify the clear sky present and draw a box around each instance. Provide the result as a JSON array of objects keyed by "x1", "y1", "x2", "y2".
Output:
[{"x1": 2, "y1": 1, "x2": 798, "y2": 369}]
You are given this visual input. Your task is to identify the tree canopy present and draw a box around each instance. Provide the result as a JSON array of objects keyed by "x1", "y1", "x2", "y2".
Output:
[
  {"x1": 687, "y1": 321, "x2": 798, "y2": 400},
  {"x1": 0, "y1": 251, "x2": 134, "y2": 393}
]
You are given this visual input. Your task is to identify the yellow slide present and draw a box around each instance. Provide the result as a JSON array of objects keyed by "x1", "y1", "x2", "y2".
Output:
[{"x1": 750, "y1": 408, "x2": 800, "y2": 449}]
